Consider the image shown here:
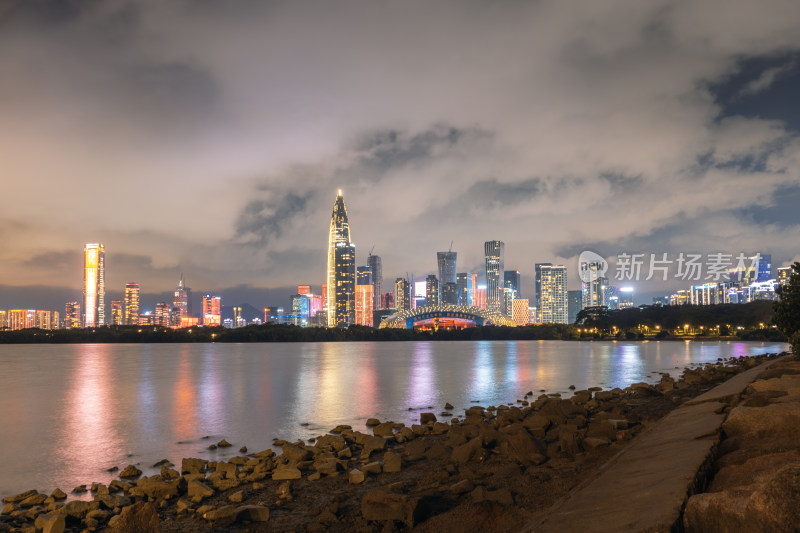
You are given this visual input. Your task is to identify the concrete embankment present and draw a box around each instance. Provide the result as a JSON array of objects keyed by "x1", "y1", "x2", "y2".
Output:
[{"x1": 0, "y1": 353, "x2": 790, "y2": 533}]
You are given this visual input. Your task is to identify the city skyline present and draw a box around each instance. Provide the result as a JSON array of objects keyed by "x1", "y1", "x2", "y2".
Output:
[{"x1": 2, "y1": 2, "x2": 800, "y2": 311}]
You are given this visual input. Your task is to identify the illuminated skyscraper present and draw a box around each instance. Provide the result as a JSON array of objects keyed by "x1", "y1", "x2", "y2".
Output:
[
  {"x1": 124, "y1": 283, "x2": 140, "y2": 326},
  {"x1": 367, "y1": 253, "x2": 383, "y2": 311},
  {"x1": 173, "y1": 275, "x2": 192, "y2": 320},
  {"x1": 155, "y1": 302, "x2": 171, "y2": 327},
  {"x1": 442, "y1": 282, "x2": 458, "y2": 304},
  {"x1": 456, "y1": 273, "x2": 471, "y2": 306},
  {"x1": 203, "y1": 294, "x2": 221, "y2": 326},
  {"x1": 538, "y1": 264, "x2": 568, "y2": 324},
  {"x1": 65, "y1": 302, "x2": 80, "y2": 329},
  {"x1": 426, "y1": 275, "x2": 439, "y2": 306},
  {"x1": 778, "y1": 266, "x2": 792, "y2": 287},
  {"x1": 484, "y1": 241, "x2": 504, "y2": 312},
  {"x1": 503, "y1": 269, "x2": 520, "y2": 316},
  {"x1": 326, "y1": 190, "x2": 356, "y2": 327},
  {"x1": 512, "y1": 298, "x2": 530, "y2": 325},
  {"x1": 395, "y1": 278, "x2": 410, "y2": 311},
  {"x1": 437, "y1": 251, "x2": 457, "y2": 289},
  {"x1": 0, "y1": 310, "x2": 6, "y2": 330},
  {"x1": 111, "y1": 300, "x2": 123, "y2": 325},
  {"x1": 83, "y1": 243, "x2": 105, "y2": 327}
]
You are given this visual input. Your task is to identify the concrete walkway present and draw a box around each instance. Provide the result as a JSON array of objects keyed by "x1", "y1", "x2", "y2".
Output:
[{"x1": 526, "y1": 357, "x2": 786, "y2": 533}]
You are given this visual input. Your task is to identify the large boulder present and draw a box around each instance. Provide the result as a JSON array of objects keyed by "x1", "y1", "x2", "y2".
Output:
[
  {"x1": 361, "y1": 490, "x2": 422, "y2": 526},
  {"x1": 496, "y1": 424, "x2": 547, "y2": 465},
  {"x1": 181, "y1": 458, "x2": 207, "y2": 475},
  {"x1": 34, "y1": 513, "x2": 65, "y2": 533},
  {"x1": 132, "y1": 476, "x2": 186, "y2": 500},
  {"x1": 315, "y1": 434, "x2": 347, "y2": 451},
  {"x1": 109, "y1": 501, "x2": 159, "y2": 533},
  {"x1": 723, "y1": 403, "x2": 800, "y2": 441}
]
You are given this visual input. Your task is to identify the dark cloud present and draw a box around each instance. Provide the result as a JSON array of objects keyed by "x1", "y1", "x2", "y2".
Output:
[{"x1": 236, "y1": 191, "x2": 314, "y2": 244}]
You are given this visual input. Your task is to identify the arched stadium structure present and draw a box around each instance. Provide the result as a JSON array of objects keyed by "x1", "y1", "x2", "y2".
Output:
[{"x1": 378, "y1": 304, "x2": 517, "y2": 330}]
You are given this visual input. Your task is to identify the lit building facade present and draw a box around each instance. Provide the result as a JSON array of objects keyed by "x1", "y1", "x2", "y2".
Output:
[
  {"x1": 0, "y1": 310, "x2": 6, "y2": 330},
  {"x1": 155, "y1": 302, "x2": 171, "y2": 327},
  {"x1": 203, "y1": 294, "x2": 221, "y2": 326},
  {"x1": 8, "y1": 310, "x2": 35, "y2": 330},
  {"x1": 326, "y1": 190, "x2": 356, "y2": 327},
  {"x1": 367, "y1": 253, "x2": 383, "y2": 311},
  {"x1": 442, "y1": 282, "x2": 458, "y2": 305},
  {"x1": 65, "y1": 302, "x2": 80, "y2": 329},
  {"x1": 568, "y1": 289, "x2": 582, "y2": 324},
  {"x1": 473, "y1": 286, "x2": 487, "y2": 309},
  {"x1": 484, "y1": 241, "x2": 504, "y2": 313},
  {"x1": 437, "y1": 251, "x2": 457, "y2": 293},
  {"x1": 111, "y1": 300, "x2": 123, "y2": 325},
  {"x1": 83, "y1": 243, "x2": 106, "y2": 328},
  {"x1": 512, "y1": 298, "x2": 530, "y2": 325},
  {"x1": 456, "y1": 272, "x2": 471, "y2": 306},
  {"x1": 355, "y1": 284, "x2": 374, "y2": 326},
  {"x1": 124, "y1": 283, "x2": 140, "y2": 326},
  {"x1": 426, "y1": 275, "x2": 439, "y2": 306},
  {"x1": 173, "y1": 276, "x2": 191, "y2": 320},
  {"x1": 394, "y1": 278, "x2": 410, "y2": 311},
  {"x1": 778, "y1": 266, "x2": 792, "y2": 287},
  {"x1": 538, "y1": 264, "x2": 568, "y2": 324}
]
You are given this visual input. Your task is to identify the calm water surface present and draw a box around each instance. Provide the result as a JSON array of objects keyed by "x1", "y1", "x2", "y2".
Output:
[{"x1": 0, "y1": 340, "x2": 788, "y2": 497}]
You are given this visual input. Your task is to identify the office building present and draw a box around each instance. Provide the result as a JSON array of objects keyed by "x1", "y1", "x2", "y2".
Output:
[
  {"x1": 124, "y1": 283, "x2": 140, "y2": 326},
  {"x1": 83, "y1": 243, "x2": 105, "y2": 327},
  {"x1": 512, "y1": 298, "x2": 530, "y2": 325},
  {"x1": 153, "y1": 302, "x2": 170, "y2": 327},
  {"x1": 111, "y1": 300, "x2": 123, "y2": 325},
  {"x1": 173, "y1": 275, "x2": 192, "y2": 320},
  {"x1": 473, "y1": 286, "x2": 487, "y2": 308},
  {"x1": 381, "y1": 292, "x2": 395, "y2": 310},
  {"x1": 0, "y1": 310, "x2": 6, "y2": 330},
  {"x1": 778, "y1": 266, "x2": 792, "y2": 287},
  {"x1": 326, "y1": 190, "x2": 356, "y2": 327},
  {"x1": 534, "y1": 263, "x2": 550, "y2": 311},
  {"x1": 437, "y1": 251, "x2": 457, "y2": 289},
  {"x1": 442, "y1": 282, "x2": 458, "y2": 305},
  {"x1": 355, "y1": 284, "x2": 374, "y2": 327},
  {"x1": 65, "y1": 302, "x2": 80, "y2": 329},
  {"x1": 394, "y1": 278, "x2": 410, "y2": 311},
  {"x1": 203, "y1": 294, "x2": 221, "y2": 326},
  {"x1": 484, "y1": 241, "x2": 504, "y2": 313},
  {"x1": 538, "y1": 264, "x2": 568, "y2": 324},
  {"x1": 367, "y1": 253, "x2": 383, "y2": 311},
  {"x1": 568, "y1": 289, "x2": 582, "y2": 324},
  {"x1": 426, "y1": 275, "x2": 439, "y2": 306},
  {"x1": 503, "y1": 269, "x2": 520, "y2": 316},
  {"x1": 582, "y1": 276, "x2": 609, "y2": 309},
  {"x1": 456, "y1": 272, "x2": 471, "y2": 306}
]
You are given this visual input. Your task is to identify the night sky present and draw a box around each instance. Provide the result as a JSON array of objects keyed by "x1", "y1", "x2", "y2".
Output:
[{"x1": 1, "y1": 0, "x2": 799, "y2": 311}]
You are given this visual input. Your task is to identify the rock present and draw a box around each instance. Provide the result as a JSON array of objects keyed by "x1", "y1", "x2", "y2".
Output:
[
  {"x1": 236, "y1": 505, "x2": 270, "y2": 522},
  {"x1": 315, "y1": 434, "x2": 347, "y2": 451},
  {"x1": 366, "y1": 418, "x2": 380, "y2": 426},
  {"x1": 420, "y1": 412, "x2": 437, "y2": 424},
  {"x1": 214, "y1": 461, "x2": 238, "y2": 479},
  {"x1": 349, "y1": 469, "x2": 365, "y2": 484},
  {"x1": 497, "y1": 424, "x2": 547, "y2": 465},
  {"x1": 96, "y1": 494, "x2": 132, "y2": 509},
  {"x1": 486, "y1": 488, "x2": 514, "y2": 506},
  {"x1": 362, "y1": 435, "x2": 388, "y2": 456},
  {"x1": 217, "y1": 439, "x2": 232, "y2": 448},
  {"x1": 203, "y1": 505, "x2": 238, "y2": 524},
  {"x1": 445, "y1": 402, "x2": 454, "y2": 410},
  {"x1": 432, "y1": 422, "x2": 450, "y2": 434},
  {"x1": 19, "y1": 493, "x2": 46, "y2": 507},
  {"x1": 281, "y1": 443, "x2": 313, "y2": 462},
  {"x1": 208, "y1": 444, "x2": 218, "y2": 450},
  {"x1": 34, "y1": 513, "x2": 65, "y2": 533},
  {"x1": 50, "y1": 488, "x2": 66, "y2": 501},
  {"x1": 314, "y1": 458, "x2": 343, "y2": 475},
  {"x1": 72, "y1": 484, "x2": 87, "y2": 493},
  {"x1": 187, "y1": 480, "x2": 215, "y2": 502},
  {"x1": 276, "y1": 481, "x2": 292, "y2": 499},
  {"x1": 176, "y1": 499, "x2": 193, "y2": 513},
  {"x1": 451, "y1": 437, "x2": 484, "y2": 464},
  {"x1": 133, "y1": 476, "x2": 185, "y2": 500},
  {"x1": 110, "y1": 502, "x2": 161, "y2": 533},
  {"x1": 363, "y1": 461, "x2": 382, "y2": 474},
  {"x1": 64, "y1": 500, "x2": 99, "y2": 519},
  {"x1": 181, "y1": 458, "x2": 208, "y2": 475},
  {"x1": 372, "y1": 422, "x2": 395, "y2": 437},
  {"x1": 383, "y1": 451, "x2": 402, "y2": 473},
  {"x1": 361, "y1": 490, "x2": 421, "y2": 526},
  {"x1": 2, "y1": 489, "x2": 38, "y2": 503},
  {"x1": 239, "y1": 446, "x2": 248, "y2": 453},
  {"x1": 272, "y1": 467, "x2": 302, "y2": 480},
  {"x1": 558, "y1": 424, "x2": 584, "y2": 458},
  {"x1": 723, "y1": 402, "x2": 800, "y2": 441},
  {"x1": 583, "y1": 437, "x2": 611, "y2": 449},
  {"x1": 449, "y1": 479, "x2": 474, "y2": 494},
  {"x1": 571, "y1": 390, "x2": 592, "y2": 404},
  {"x1": 1, "y1": 503, "x2": 14, "y2": 515},
  {"x1": 160, "y1": 466, "x2": 180, "y2": 480},
  {"x1": 522, "y1": 413, "x2": 550, "y2": 431},
  {"x1": 119, "y1": 464, "x2": 143, "y2": 479}
]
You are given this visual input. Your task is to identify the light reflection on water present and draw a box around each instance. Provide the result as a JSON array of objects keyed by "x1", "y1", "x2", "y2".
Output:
[{"x1": 0, "y1": 340, "x2": 787, "y2": 498}]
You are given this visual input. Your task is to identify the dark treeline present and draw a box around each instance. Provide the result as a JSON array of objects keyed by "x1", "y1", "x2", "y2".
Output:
[{"x1": 0, "y1": 323, "x2": 579, "y2": 344}]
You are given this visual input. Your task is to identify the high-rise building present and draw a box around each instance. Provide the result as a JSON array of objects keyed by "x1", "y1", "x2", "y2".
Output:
[
  {"x1": 535, "y1": 263, "x2": 551, "y2": 311},
  {"x1": 778, "y1": 266, "x2": 792, "y2": 287},
  {"x1": 484, "y1": 241, "x2": 504, "y2": 313},
  {"x1": 297, "y1": 285, "x2": 311, "y2": 295},
  {"x1": 441, "y1": 282, "x2": 458, "y2": 305},
  {"x1": 512, "y1": 298, "x2": 530, "y2": 326},
  {"x1": 203, "y1": 294, "x2": 221, "y2": 326},
  {"x1": 456, "y1": 273, "x2": 471, "y2": 306},
  {"x1": 382, "y1": 292, "x2": 395, "y2": 309},
  {"x1": 582, "y1": 276, "x2": 609, "y2": 309},
  {"x1": 426, "y1": 275, "x2": 439, "y2": 306},
  {"x1": 111, "y1": 300, "x2": 123, "y2": 325},
  {"x1": 473, "y1": 286, "x2": 487, "y2": 308},
  {"x1": 567, "y1": 290, "x2": 583, "y2": 324},
  {"x1": 83, "y1": 243, "x2": 105, "y2": 328},
  {"x1": 326, "y1": 190, "x2": 356, "y2": 327},
  {"x1": 538, "y1": 264, "x2": 568, "y2": 324},
  {"x1": 367, "y1": 253, "x2": 383, "y2": 311},
  {"x1": 124, "y1": 283, "x2": 140, "y2": 326},
  {"x1": 355, "y1": 284, "x2": 374, "y2": 327},
  {"x1": 65, "y1": 302, "x2": 80, "y2": 329},
  {"x1": 7, "y1": 310, "x2": 35, "y2": 330},
  {"x1": 0, "y1": 310, "x2": 6, "y2": 330},
  {"x1": 172, "y1": 275, "x2": 192, "y2": 321},
  {"x1": 394, "y1": 278, "x2": 410, "y2": 311},
  {"x1": 503, "y1": 270, "x2": 520, "y2": 316},
  {"x1": 155, "y1": 302, "x2": 171, "y2": 327},
  {"x1": 437, "y1": 251, "x2": 457, "y2": 291}
]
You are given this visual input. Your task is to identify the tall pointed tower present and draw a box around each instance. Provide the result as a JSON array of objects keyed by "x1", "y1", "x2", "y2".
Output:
[{"x1": 327, "y1": 190, "x2": 356, "y2": 327}]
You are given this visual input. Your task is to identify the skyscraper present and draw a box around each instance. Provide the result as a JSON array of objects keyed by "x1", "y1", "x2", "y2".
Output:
[
  {"x1": 124, "y1": 283, "x2": 140, "y2": 326},
  {"x1": 568, "y1": 289, "x2": 583, "y2": 324},
  {"x1": 437, "y1": 251, "x2": 457, "y2": 290},
  {"x1": 155, "y1": 302, "x2": 171, "y2": 327},
  {"x1": 326, "y1": 190, "x2": 356, "y2": 327},
  {"x1": 395, "y1": 278, "x2": 410, "y2": 311},
  {"x1": 535, "y1": 263, "x2": 551, "y2": 310},
  {"x1": 484, "y1": 241, "x2": 504, "y2": 313},
  {"x1": 83, "y1": 243, "x2": 105, "y2": 327},
  {"x1": 503, "y1": 269, "x2": 520, "y2": 316},
  {"x1": 173, "y1": 275, "x2": 192, "y2": 319},
  {"x1": 65, "y1": 302, "x2": 80, "y2": 329},
  {"x1": 203, "y1": 294, "x2": 221, "y2": 326},
  {"x1": 426, "y1": 275, "x2": 439, "y2": 306},
  {"x1": 456, "y1": 273, "x2": 471, "y2": 306},
  {"x1": 111, "y1": 300, "x2": 123, "y2": 325},
  {"x1": 442, "y1": 282, "x2": 458, "y2": 305},
  {"x1": 538, "y1": 265, "x2": 568, "y2": 324},
  {"x1": 367, "y1": 253, "x2": 383, "y2": 311}
]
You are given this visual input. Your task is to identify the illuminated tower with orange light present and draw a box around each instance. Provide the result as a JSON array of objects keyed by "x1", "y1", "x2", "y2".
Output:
[
  {"x1": 83, "y1": 243, "x2": 106, "y2": 328},
  {"x1": 326, "y1": 190, "x2": 356, "y2": 327}
]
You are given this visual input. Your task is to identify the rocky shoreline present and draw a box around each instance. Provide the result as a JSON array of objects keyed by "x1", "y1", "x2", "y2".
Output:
[{"x1": 0, "y1": 352, "x2": 789, "y2": 533}]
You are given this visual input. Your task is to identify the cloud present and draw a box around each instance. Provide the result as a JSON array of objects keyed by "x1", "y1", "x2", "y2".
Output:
[{"x1": 739, "y1": 60, "x2": 797, "y2": 97}]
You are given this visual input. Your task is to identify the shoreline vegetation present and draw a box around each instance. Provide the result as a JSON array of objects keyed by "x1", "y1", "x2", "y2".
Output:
[
  {"x1": 1, "y1": 352, "x2": 793, "y2": 532},
  {"x1": 0, "y1": 302, "x2": 786, "y2": 344}
]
